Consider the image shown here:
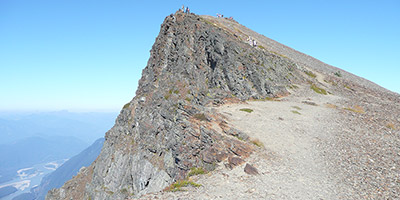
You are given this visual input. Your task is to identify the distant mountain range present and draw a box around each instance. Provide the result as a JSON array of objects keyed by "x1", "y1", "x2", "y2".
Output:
[{"x1": 0, "y1": 111, "x2": 117, "y2": 144}]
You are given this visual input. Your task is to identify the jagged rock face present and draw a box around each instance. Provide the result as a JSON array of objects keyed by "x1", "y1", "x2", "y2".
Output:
[{"x1": 47, "y1": 11, "x2": 306, "y2": 200}]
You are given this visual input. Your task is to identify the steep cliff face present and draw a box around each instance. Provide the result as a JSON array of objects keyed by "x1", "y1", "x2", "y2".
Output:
[{"x1": 47, "y1": 11, "x2": 311, "y2": 200}]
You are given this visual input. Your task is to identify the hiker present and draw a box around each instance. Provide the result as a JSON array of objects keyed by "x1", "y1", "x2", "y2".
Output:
[
  {"x1": 186, "y1": 7, "x2": 190, "y2": 14},
  {"x1": 181, "y1": 5, "x2": 184, "y2": 12},
  {"x1": 253, "y1": 39, "x2": 257, "y2": 47},
  {"x1": 247, "y1": 36, "x2": 252, "y2": 45}
]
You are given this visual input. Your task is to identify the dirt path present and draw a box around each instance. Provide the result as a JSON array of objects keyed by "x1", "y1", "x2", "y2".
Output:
[
  {"x1": 216, "y1": 98, "x2": 338, "y2": 199},
  {"x1": 140, "y1": 89, "x2": 346, "y2": 199}
]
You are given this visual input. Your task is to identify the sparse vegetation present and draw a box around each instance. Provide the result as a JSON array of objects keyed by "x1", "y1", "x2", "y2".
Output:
[
  {"x1": 334, "y1": 71, "x2": 342, "y2": 77},
  {"x1": 120, "y1": 188, "x2": 128, "y2": 194},
  {"x1": 343, "y1": 105, "x2": 365, "y2": 114},
  {"x1": 270, "y1": 50, "x2": 288, "y2": 58},
  {"x1": 325, "y1": 103, "x2": 337, "y2": 109},
  {"x1": 344, "y1": 85, "x2": 352, "y2": 90},
  {"x1": 251, "y1": 139, "x2": 264, "y2": 148},
  {"x1": 194, "y1": 113, "x2": 207, "y2": 121},
  {"x1": 185, "y1": 97, "x2": 191, "y2": 102},
  {"x1": 311, "y1": 84, "x2": 327, "y2": 95},
  {"x1": 166, "y1": 180, "x2": 201, "y2": 192},
  {"x1": 168, "y1": 89, "x2": 180, "y2": 95},
  {"x1": 105, "y1": 191, "x2": 114, "y2": 195},
  {"x1": 265, "y1": 97, "x2": 279, "y2": 101},
  {"x1": 305, "y1": 71, "x2": 317, "y2": 78},
  {"x1": 202, "y1": 18, "x2": 215, "y2": 26},
  {"x1": 234, "y1": 135, "x2": 245, "y2": 141},
  {"x1": 292, "y1": 106, "x2": 302, "y2": 110},
  {"x1": 164, "y1": 94, "x2": 170, "y2": 100},
  {"x1": 257, "y1": 45, "x2": 265, "y2": 50},
  {"x1": 188, "y1": 167, "x2": 205, "y2": 177},
  {"x1": 302, "y1": 101, "x2": 318, "y2": 106},
  {"x1": 239, "y1": 108, "x2": 253, "y2": 113},
  {"x1": 291, "y1": 110, "x2": 301, "y2": 115},
  {"x1": 386, "y1": 123, "x2": 396, "y2": 130},
  {"x1": 251, "y1": 97, "x2": 281, "y2": 102},
  {"x1": 123, "y1": 103, "x2": 130, "y2": 109}
]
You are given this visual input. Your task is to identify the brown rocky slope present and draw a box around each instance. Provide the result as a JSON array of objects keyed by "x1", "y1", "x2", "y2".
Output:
[{"x1": 47, "y1": 11, "x2": 400, "y2": 200}]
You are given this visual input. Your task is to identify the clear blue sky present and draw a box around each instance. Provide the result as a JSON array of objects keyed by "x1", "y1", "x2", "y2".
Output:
[{"x1": 1, "y1": 0, "x2": 399, "y2": 112}]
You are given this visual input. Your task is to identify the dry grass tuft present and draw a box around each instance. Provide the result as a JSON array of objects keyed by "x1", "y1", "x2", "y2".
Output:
[
  {"x1": 166, "y1": 180, "x2": 201, "y2": 192},
  {"x1": 305, "y1": 71, "x2": 317, "y2": 78},
  {"x1": 250, "y1": 97, "x2": 281, "y2": 102},
  {"x1": 239, "y1": 108, "x2": 253, "y2": 113},
  {"x1": 343, "y1": 105, "x2": 365, "y2": 114},
  {"x1": 311, "y1": 84, "x2": 327, "y2": 95},
  {"x1": 291, "y1": 110, "x2": 301, "y2": 115},
  {"x1": 386, "y1": 123, "x2": 396, "y2": 130},
  {"x1": 188, "y1": 167, "x2": 205, "y2": 177},
  {"x1": 123, "y1": 103, "x2": 130, "y2": 109},
  {"x1": 250, "y1": 139, "x2": 264, "y2": 148},
  {"x1": 325, "y1": 103, "x2": 337, "y2": 109},
  {"x1": 292, "y1": 106, "x2": 302, "y2": 110},
  {"x1": 344, "y1": 85, "x2": 352, "y2": 90},
  {"x1": 194, "y1": 113, "x2": 207, "y2": 121}
]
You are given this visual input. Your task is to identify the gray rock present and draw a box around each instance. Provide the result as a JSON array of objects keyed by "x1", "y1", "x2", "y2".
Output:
[{"x1": 244, "y1": 163, "x2": 259, "y2": 175}]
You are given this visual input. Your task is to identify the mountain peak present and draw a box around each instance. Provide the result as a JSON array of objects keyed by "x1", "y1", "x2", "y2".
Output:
[{"x1": 47, "y1": 11, "x2": 400, "y2": 200}]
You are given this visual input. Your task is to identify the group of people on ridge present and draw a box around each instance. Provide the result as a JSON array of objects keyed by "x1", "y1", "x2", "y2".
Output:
[
  {"x1": 180, "y1": 5, "x2": 190, "y2": 13},
  {"x1": 216, "y1": 13, "x2": 234, "y2": 20},
  {"x1": 247, "y1": 36, "x2": 257, "y2": 47},
  {"x1": 216, "y1": 13, "x2": 224, "y2": 18}
]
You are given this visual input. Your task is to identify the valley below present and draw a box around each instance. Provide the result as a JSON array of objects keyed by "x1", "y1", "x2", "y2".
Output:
[{"x1": 0, "y1": 159, "x2": 66, "y2": 200}]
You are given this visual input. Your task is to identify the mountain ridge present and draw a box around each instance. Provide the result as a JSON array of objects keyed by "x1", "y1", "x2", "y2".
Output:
[{"x1": 199, "y1": 15, "x2": 398, "y2": 95}]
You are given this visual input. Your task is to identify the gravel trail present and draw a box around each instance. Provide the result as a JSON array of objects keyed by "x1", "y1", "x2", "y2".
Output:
[
  {"x1": 140, "y1": 89, "x2": 346, "y2": 199},
  {"x1": 213, "y1": 94, "x2": 340, "y2": 199}
]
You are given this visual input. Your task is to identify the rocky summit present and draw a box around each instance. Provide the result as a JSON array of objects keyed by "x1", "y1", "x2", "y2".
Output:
[{"x1": 47, "y1": 10, "x2": 400, "y2": 200}]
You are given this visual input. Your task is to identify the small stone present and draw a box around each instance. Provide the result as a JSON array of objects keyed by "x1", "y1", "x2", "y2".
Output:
[
  {"x1": 227, "y1": 156, "x2": 245, "y2": 169},
  {"x1": 216, "y1": 151, "x2": 228, "y2": 162},
  {"x1": 244, "y1": 163, "x2": 259, "y2": 175},
  {"x1": 302, "y1": 101, "x2": 318, "y2": 106}
]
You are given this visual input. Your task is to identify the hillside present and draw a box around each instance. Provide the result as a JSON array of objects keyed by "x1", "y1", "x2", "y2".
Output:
[{"x1": 47, "y1": 10, "x2": 400, "y2": 200}]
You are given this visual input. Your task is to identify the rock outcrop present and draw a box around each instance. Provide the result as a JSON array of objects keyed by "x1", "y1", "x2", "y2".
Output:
[{"x1": 47, "y1": 10, "x2": 393, "y2": 200}]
